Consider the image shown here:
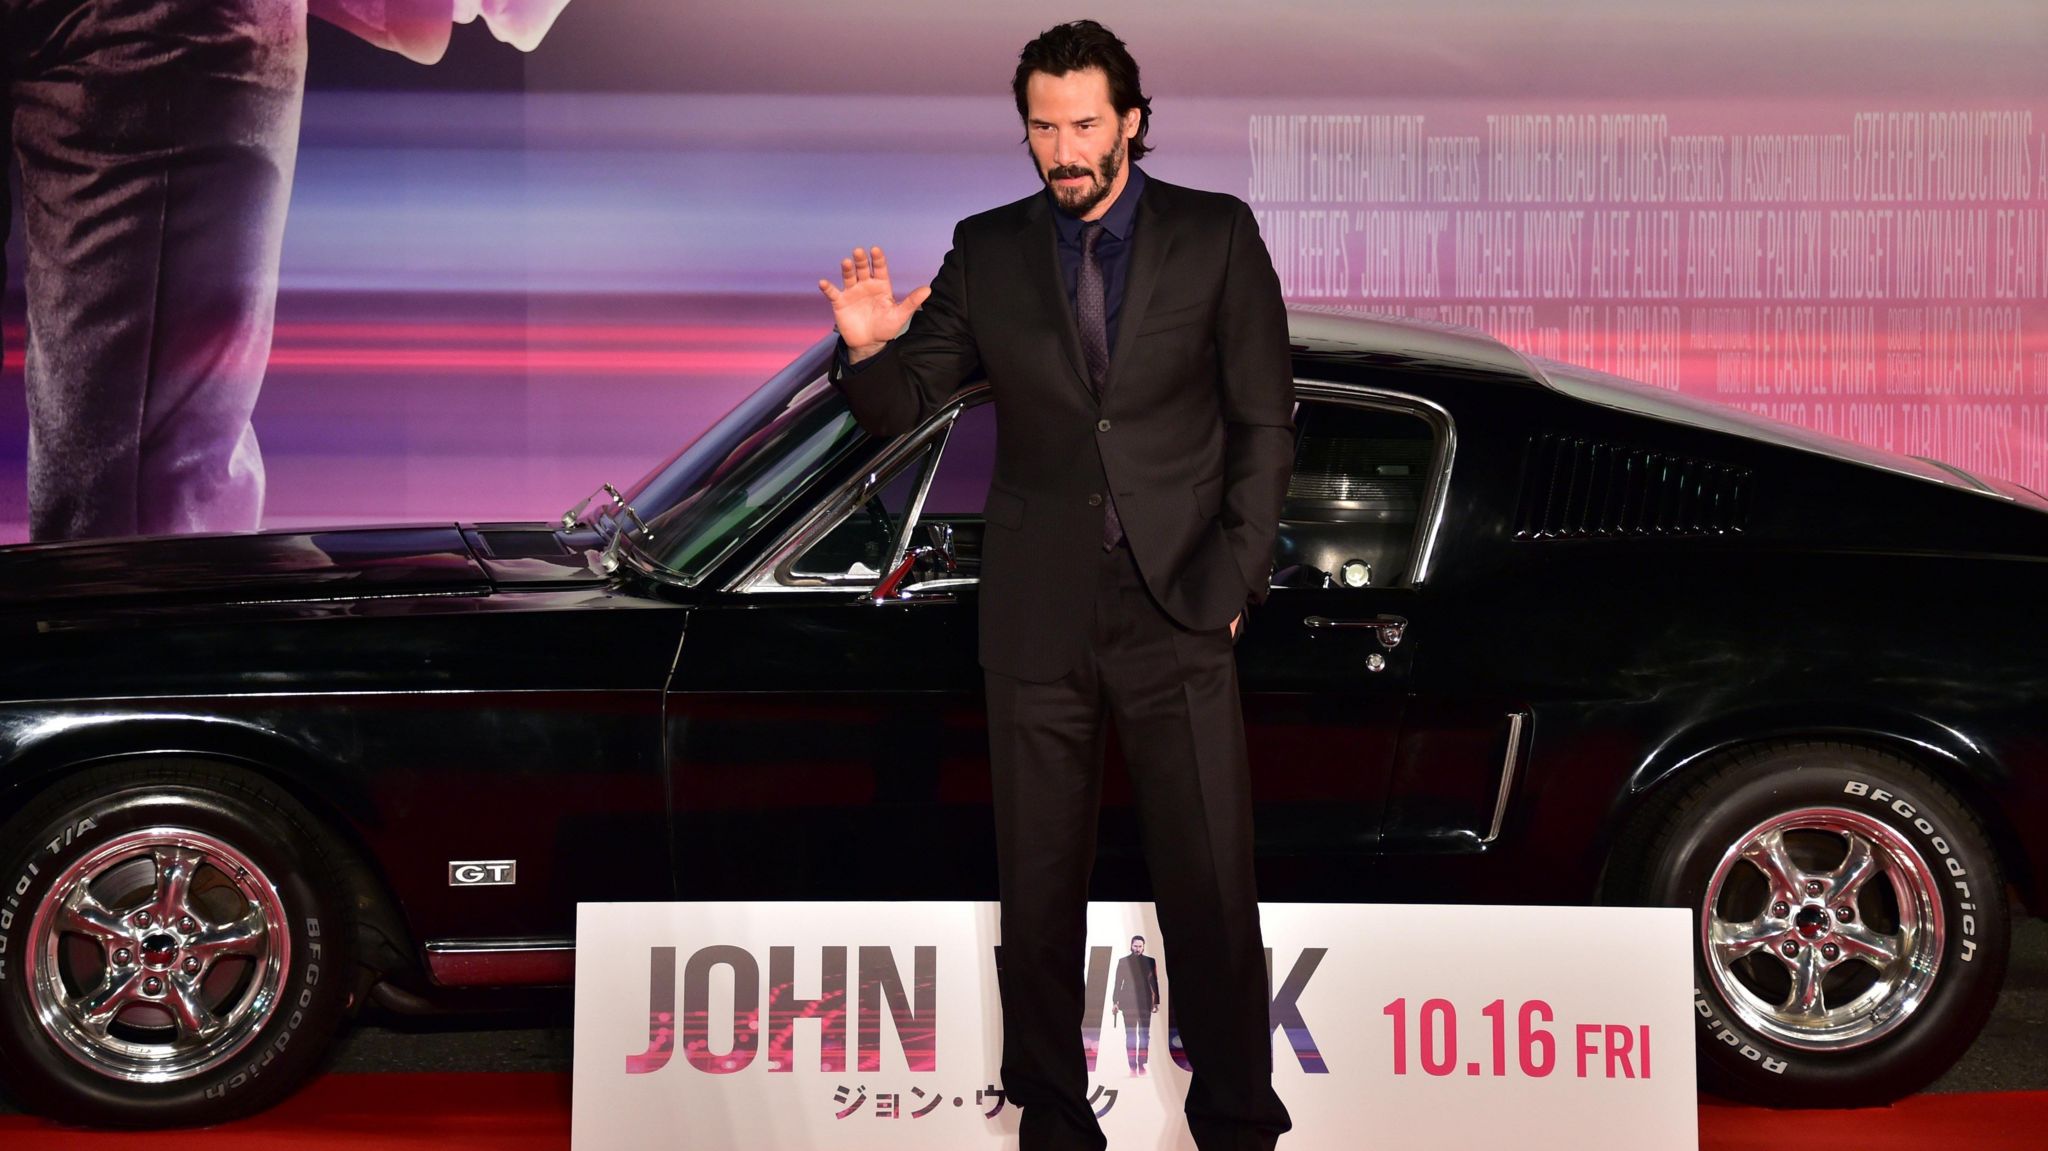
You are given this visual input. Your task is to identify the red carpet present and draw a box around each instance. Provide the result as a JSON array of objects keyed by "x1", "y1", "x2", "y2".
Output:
[
  {"x1": 1699, "y1": 1091, "x2": 2048, "y2": 1150},
  {"x1": 0, "y1": 1073, "x2": 569, "y2": 1150},
  {"x1": 0, "y1": 1073, "x2": 2042, "y2": 1148}
]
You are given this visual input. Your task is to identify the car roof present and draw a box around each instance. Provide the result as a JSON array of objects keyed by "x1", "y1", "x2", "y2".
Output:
[
  {"x1": 1283, "y1": 307, "x2": 1548, "y2": 387},
  {"x1": 1289, "y1": 309, "x2": 2046, "y2": 511}
]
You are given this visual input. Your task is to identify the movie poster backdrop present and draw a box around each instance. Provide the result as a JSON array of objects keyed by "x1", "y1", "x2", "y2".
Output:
[{"x1": 2, "y1": 2, "x2": 2044, "y2": 541}]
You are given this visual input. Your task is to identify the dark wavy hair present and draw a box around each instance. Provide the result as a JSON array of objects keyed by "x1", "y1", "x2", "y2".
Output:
[{"x1": 1012, "y1": 20, "x2": 1153, "y2": 161}]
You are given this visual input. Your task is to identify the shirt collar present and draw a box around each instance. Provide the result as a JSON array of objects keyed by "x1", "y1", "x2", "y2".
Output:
[{"x1": 1049, "y1": 161, "x2": 1145, "y2": 243}]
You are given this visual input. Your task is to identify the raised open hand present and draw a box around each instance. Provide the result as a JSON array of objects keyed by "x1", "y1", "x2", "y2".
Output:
[{"x1": 818, "y1": 246, "x2": 932, "y2": 354}]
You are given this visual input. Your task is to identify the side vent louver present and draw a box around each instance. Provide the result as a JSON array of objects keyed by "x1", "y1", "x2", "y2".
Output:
[{"x1": 1515, "y1": 434, "x2": 1750, "y2": 539}]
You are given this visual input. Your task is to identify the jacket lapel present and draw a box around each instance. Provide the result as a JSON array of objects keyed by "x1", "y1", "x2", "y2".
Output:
[
  {"x1": 1018, "y1": 195, "x2": 1091, "y2": 397},
  {"x1": 1103, "y1": 180, "x2": 1171, "y2": 401}
]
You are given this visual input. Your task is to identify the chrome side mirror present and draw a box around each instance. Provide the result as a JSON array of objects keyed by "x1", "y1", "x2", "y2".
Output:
[{"x1": 566, "y1": 483, "x2": 654, "y2": 575}]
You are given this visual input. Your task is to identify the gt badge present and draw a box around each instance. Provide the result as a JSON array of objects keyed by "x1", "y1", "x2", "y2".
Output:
[{"x1": 449, "y1": 860, "x2": 517, "y2": 886}]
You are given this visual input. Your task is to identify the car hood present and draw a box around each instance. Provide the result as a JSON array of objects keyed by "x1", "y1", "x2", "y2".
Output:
[{"x1": 0, "y1": 526, "x2": 491, "y2": 610}]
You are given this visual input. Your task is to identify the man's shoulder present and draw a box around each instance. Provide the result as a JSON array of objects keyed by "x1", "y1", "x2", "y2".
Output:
[
  {"x1": 1144, "y1": 173, "x2": 1248, "y2": 220},
  {"x1": 956, "y1": 191, "x2": 1042, "y2": 240}
]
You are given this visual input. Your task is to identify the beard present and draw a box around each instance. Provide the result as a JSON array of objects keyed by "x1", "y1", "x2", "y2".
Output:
[{"x1": 1042, "y1": 133, "x2": 1127, "y2": 218}]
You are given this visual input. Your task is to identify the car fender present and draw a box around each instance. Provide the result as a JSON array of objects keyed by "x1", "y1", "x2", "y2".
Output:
[
  {"x1": 0, "y1": 705, "x2": 417, "y2": 979},
  {"x1": 1617, "y1": 704, "x2": 2033, "y2": 906}
]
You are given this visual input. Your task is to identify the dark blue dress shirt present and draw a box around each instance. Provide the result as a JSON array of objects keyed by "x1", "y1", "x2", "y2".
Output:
[{"x1": 836, "y1": 163, "x2": 1147, "y2": 378}]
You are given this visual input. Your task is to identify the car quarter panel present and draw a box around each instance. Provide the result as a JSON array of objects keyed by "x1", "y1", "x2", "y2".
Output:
[{"x1": 1334, "y1": 367, "x2": 2048, "y2": 909}]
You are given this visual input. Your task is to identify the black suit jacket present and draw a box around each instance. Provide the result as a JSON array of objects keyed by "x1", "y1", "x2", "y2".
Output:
[
  {"x1": 829, "y1": 173, "x2": 1295, "y2": 682},
  {"x1": 1112, "y1": 952, "x2": 1160, "y2": 1015}
]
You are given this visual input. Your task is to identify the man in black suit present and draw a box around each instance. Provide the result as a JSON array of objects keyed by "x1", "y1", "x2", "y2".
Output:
[
  {"x1": 1112, "y1": 934, "x2": 1161, "y2": 1076},
  {"x1": 817, "y1": 19, "x2": 1293, "y2": 1151}
]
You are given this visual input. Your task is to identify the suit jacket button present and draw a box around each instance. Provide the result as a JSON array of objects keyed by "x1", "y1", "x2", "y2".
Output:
[
  {"x1": 1097, "y1": 418, "x2": 1112, "y2": 432},
  {"x1": 1087, "y1": 493, "x2": 1103, "y2": 507}
]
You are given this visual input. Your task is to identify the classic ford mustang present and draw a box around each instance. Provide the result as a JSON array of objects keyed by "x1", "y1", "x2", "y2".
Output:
[{"x1": 1, "y1": 310, "x2": 2041, "y2": 1126}]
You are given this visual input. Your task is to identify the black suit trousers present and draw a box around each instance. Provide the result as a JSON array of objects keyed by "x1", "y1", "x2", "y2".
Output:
[
  {"x1": 986, "y1": 539, "x2": 1291, "y2": 1151},
  {"x1": 1124, "y1": 1009, "x2": 1151, "y2": 1071}
]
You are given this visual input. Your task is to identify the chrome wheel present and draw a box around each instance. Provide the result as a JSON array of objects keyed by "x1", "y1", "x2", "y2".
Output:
[
  {"x1": 25, "y1": 827, "x2": 292, "y2": 1084},
  {"x1": 1701, "y1": 806, "x2": 1943, "y2": 1051}
]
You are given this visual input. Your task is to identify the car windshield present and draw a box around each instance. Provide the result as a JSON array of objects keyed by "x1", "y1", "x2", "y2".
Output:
[{"x1": 609, "y1": 334, "x2": 867, "y2": 583}]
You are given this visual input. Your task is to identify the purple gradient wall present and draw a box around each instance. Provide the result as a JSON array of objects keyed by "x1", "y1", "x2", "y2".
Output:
[{"x1": 3, "y1": 1, "x2": 2045, "y2": 541}]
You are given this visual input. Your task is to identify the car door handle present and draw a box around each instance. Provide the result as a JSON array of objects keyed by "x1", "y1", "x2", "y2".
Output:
[{"x1": 1303, "y1": 614, "x2": 1406, "y2": 649}]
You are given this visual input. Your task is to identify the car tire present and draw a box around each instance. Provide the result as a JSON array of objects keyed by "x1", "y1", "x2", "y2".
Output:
[
  {"x1": 1628, "y1": 740, "x2": 2009, "y2": 1107},
  {"x1": 0, "y1": 758, "x2": 357, "y2": 1127}
]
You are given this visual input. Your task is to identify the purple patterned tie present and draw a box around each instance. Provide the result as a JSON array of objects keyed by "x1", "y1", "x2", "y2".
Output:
[{"x1": 1077, "y1": 221, "x2": 1125, "y2": 549}]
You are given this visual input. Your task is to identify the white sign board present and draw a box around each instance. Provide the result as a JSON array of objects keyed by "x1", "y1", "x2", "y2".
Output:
[{"x1": 571, "y1": 901, "x2": 1696, "y2": 1150}]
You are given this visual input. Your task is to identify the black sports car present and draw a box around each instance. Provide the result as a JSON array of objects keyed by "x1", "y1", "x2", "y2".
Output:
[{"x1": 1, "y1": 310, "x2": 2042, "y2": 1126}]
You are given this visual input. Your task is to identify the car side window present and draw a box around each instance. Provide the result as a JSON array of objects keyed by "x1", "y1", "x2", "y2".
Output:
[
  {"x1": 789, "y1": 443, "x2": 934, "y2": 583},
  {"x1": 1273, "y1": 399, "x2": 1441, "y2": 589},
  {"x1": 900, "y1": 399, "x2": 997, "y2": 586},
  {"x1": 769, "y1": 391, "x2": 1442, "y2": 593}
]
